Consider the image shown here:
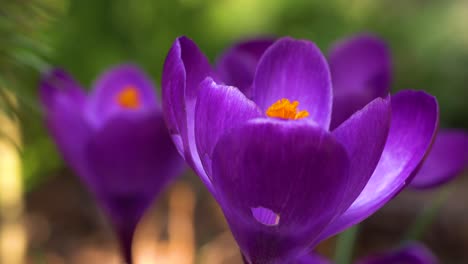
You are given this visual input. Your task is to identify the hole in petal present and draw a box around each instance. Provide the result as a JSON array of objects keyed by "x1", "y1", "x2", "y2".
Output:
[{"x1": 251, "y1": 207, "x2": 280, "y2": 226}]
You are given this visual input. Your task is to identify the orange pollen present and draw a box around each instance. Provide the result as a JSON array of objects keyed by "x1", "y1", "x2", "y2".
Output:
[
  {"x1": 116, "y1": 86, "x2": 141, "y2": 109},
  {"x1": 266, "y1": 98, "x2": 309, "y2": 120}
]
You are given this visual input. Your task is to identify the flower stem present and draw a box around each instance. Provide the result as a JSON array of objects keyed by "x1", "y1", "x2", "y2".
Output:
[
  {"x1": 334, "y1": 225, "x2": 359, "y2": 264},
  {"x1": 242, "y1": 253, "x2": 250, "y2": 264},
  {"x1": 403, "y1": 187, "x2": 451, "y2": 241},
  {"x1": 116, "y1": 221, "x2": 136, "y2": 264}
]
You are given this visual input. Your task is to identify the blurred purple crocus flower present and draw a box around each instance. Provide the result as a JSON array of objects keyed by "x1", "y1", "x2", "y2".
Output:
[
  {"x1": 40, "y1": 64, "x2": 183, "y2": 264},
  {"x1": 295, "y1": 253, "x2": 333, "y2": 264},
  {"x1": 409, "y1": 129, "x2": 468, "y2": 189},
  {"x1": 357, "y1": 242, "x2": 438, "y2": 264},
  {"x1": 162, "y1": 36, "x2": 438, "y2": 263}
]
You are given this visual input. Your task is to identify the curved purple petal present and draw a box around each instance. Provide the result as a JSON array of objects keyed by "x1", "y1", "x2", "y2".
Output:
[
  {"x1": 319, "y1": 90, "x2": 438, "y2": 240},
  {"x1": 40, "y1": 69, "x2": 92, "y2": 182},
  {"x1": 40, "y1": 68, "x2": 87, "y2": 112},
  {"x1": 162, "y1": 36, "x2": 216, "y2": 186},
  {"x1": 357, "y1": 243, "x2": 438, "y2": 264},
  {"x1": 329, "y1": 34, "x2": 392, "y2": 129},
  {"x1": 87, "y1": 64, "x2": 158, "y2": 126},
  {"x1": 329, "y1": 34, "x2": 391, "y2": 97},
  {"x1": 195, "y1": 77, "x2": 261, "y2": 179},
  {"x1": 216, "y1": 38, "x2": 275, "y2": 97},
  {"x1": 331, "y1": 96, "x2": 391, "y2": 217},
  {"x1": 252, "y1": 37, "x2": 333, "y2": 129},
  {"x1": 211, "y1": 119, "x2": 349, "y2": 263},
  {"x1": 410, "y1": 129, "x2": 468, "y2": 189}
]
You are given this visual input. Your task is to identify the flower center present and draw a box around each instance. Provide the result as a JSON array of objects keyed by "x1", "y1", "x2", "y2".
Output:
[
  {"x1": 266, "y1": 98, "x2": 309, "y2": 120},
  {"x1": 116, "y1": 86, "x2": 141, "y2": 109}
]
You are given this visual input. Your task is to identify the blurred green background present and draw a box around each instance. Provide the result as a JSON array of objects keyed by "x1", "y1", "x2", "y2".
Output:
[
  {"x1": 1, "y1": 0, "x2": 467, "y2": 263},
  {"x1": 2, "y1": 0, "x2": 467, "y2": 191}
]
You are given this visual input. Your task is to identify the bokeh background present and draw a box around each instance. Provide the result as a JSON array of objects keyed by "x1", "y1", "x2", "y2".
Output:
[{"x1": 1, "y1": 0, "x2": 467, "y2": 263}]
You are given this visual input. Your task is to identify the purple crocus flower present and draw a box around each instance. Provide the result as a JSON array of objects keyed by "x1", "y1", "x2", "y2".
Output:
[
  {"x1": 40, "y1": 64, "x2": 183, "y2": 264},
  {"x1": 162, "y1": 36, "x2": 438, "y2": 263},
  {"x1": 326, "y1": 34, "x2": 468, "y2": 190},
  {"x1": 357, "y1": 242, "x2": 438, "y2": 264}
]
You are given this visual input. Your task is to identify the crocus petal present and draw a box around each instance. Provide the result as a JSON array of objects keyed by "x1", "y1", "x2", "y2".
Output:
[
  {"x1": 40, "y1": 69, "x2": 92, "y2": 181},
  {"x1": 195, "y1": 77, "x2": 261, "y2": 179},
  {"x1": 320, "y1": 90, "x2": 438, "y2": 240},
  {"x1": 331, "y1": 94, "x2": 380, "y2": 130},
  {"x1": 86, "y1": 112, "x2": 182, "y2": 197},
  {"x1": 252, "y1": 37, "x2": 333, "y2": 129},
  {"x1": 162, "y1": 36, "x2": 216, "y2": 184},
  {"x1": 409, "y1": 129, "x2": 468, "y2": 189},
  {"x1": 87, "y1": 64, "x2": 158, "y2": 126},
  {"x1": 216, "y1": 38, "x2": 275, "y2": 97},
  {"x1": 357, "y1": 243, "x2": 438, "y2": 264},
  {"x1": 295, "y1": 253, "x2": 333, "y2": 264},
  {"x1": 329, "y1": 34, "x2": 391, "y2": 129},
  {"x1": 40, "y1": 68, "x2": 87, "y2": 112},
  {"x1": 329, "y1": 34, "x2": 391, "y2": 96},
  {"x1": 211, "y1": 119, "x2": 349, "y2": 263},
  {"x1": 331, "y1": 96, "x2": 391, "y2": 217}
]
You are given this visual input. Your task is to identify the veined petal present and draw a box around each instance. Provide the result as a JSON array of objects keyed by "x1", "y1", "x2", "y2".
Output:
[
  {"x1": 329, "y1": 34, "x2": 392, "y2": 129},
  {"x1": 357, "y1": 242, "x2": 438, "y2": 264},
  {"x1": 195, "y1": 77, "x2": 261, "y2": 179},
  {"x1": 216, "y1": 38, "x2": 275, "y2": 97},
  {"x1": 320, "y1": 90, "x2": 438, "y2": 240},
  {"x1": 331, "y1": 96, "x2": 391, "y2": 217},
  {"x1": 162, "y1": 36, "x2": 216, "y2": 185},
  {"x1": 87, "y1": 64, "x2": 158, "y2": 126},
  {"x1": 410, "y1": 129, "x2": 468, "y2": 189},
  {"x1": 212, "y1": 119, "x2": 349, "y2": 263},
  {"x1": 252, "y1": 37, "x2": 333, "y2": 129}
]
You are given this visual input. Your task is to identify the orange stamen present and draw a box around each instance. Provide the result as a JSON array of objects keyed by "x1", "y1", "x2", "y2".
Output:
[
  {"x1": 266, "y1": 98, "x2": 309, "y2": 120},
  {"x1": 116, "y1": 86, "x2": 141, "y2": 109}
]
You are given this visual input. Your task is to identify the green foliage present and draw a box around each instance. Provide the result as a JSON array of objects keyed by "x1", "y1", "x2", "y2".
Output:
[{"x1": 0, "y1": 0, "x2": 65, "y2": 191}]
